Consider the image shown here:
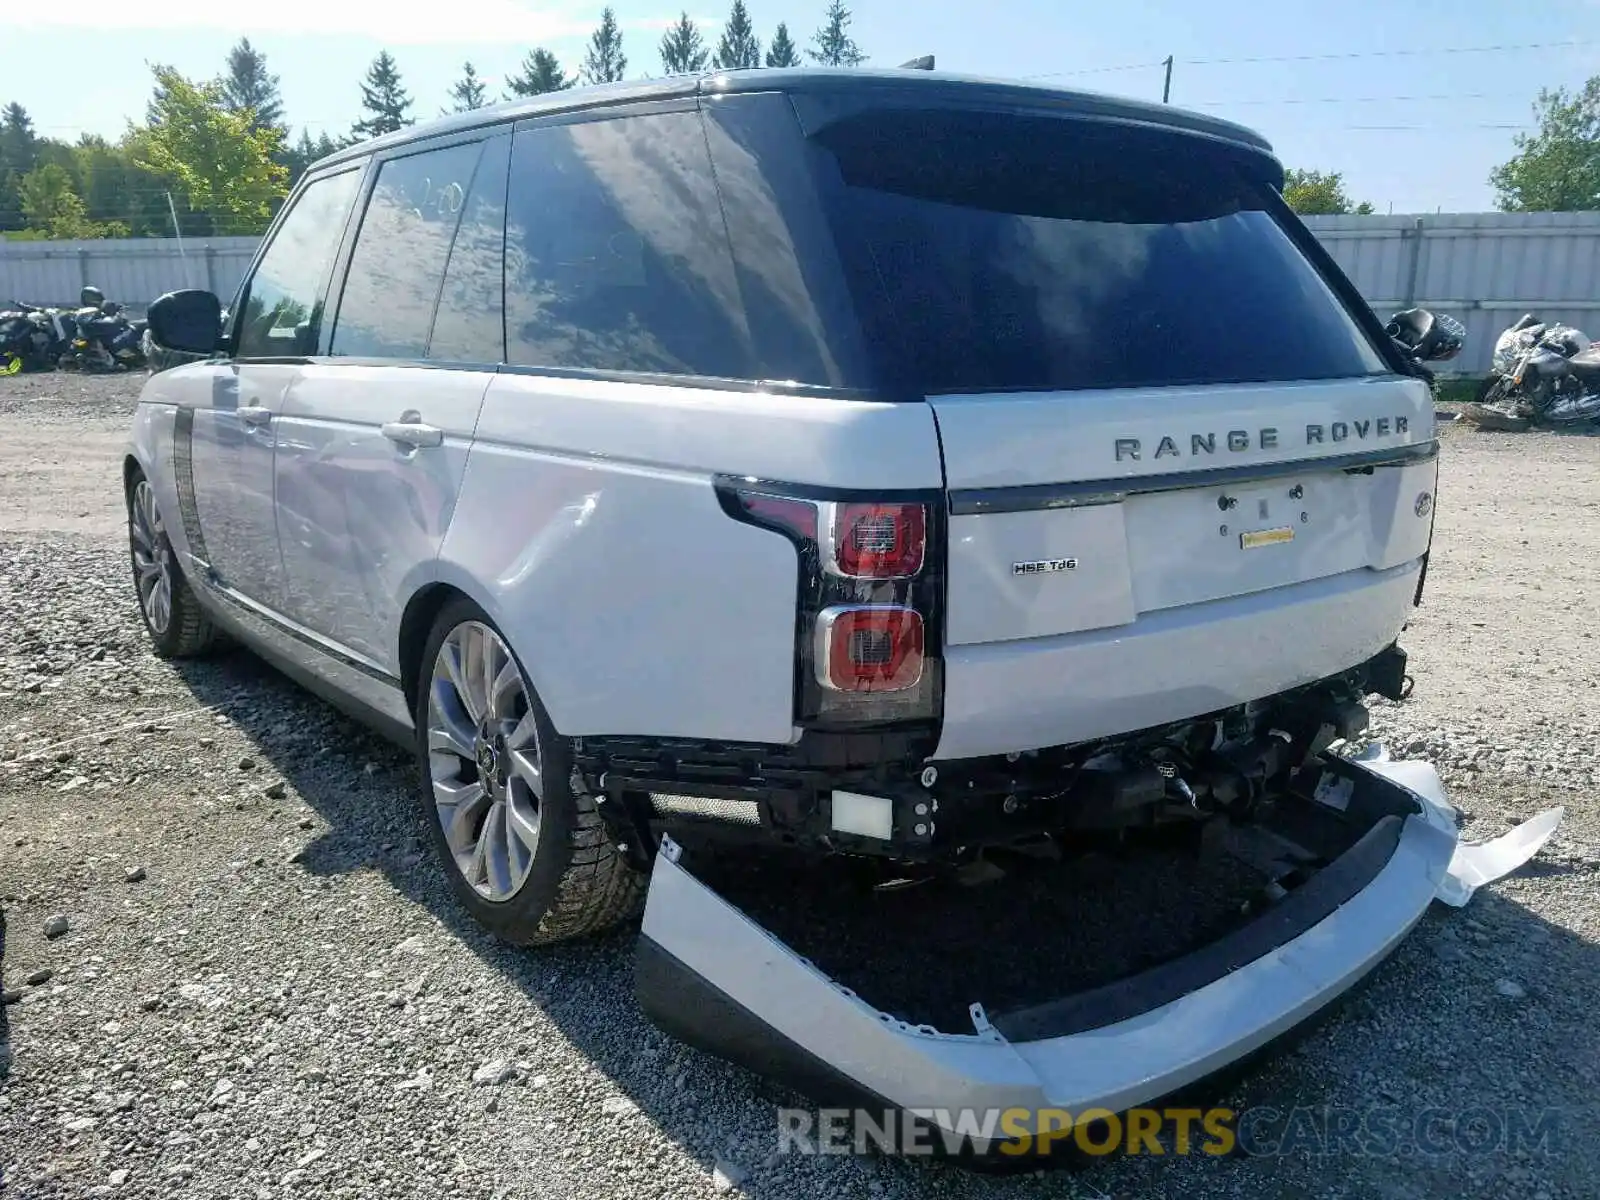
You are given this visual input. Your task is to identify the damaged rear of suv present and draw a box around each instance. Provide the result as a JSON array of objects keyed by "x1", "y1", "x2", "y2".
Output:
[
  {"x1": 129, "y1": 68, "x2": 1559, "y2": 1149},
  {"x1": 606, "y1": 73, "x2": 1554, "y2": 1141}
]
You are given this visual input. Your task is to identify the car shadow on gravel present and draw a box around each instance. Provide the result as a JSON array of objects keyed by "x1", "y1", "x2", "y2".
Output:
[{"x1": 161, "y1": 647, "x2": 1600, "y2": 1196}]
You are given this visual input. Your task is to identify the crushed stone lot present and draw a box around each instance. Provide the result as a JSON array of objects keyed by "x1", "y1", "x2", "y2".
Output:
[{"x1": 0, "y1": 372, "x2": 1597, "y2": 1199}]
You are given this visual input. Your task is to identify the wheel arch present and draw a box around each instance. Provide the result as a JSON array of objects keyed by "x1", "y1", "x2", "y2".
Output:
[
  {"x1": 398, "y1": 582, "x2": 462, "y2": 724},
  {"x1": 397, "y1": 573, "x2": 555, "y2": 730},
  {"x1": 123, "y1": 453, "x2": 144, "y2": 496}
]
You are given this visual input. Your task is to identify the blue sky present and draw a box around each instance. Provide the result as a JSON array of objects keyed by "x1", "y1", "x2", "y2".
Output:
[{"x1": 12, "y1": 0, "x2": 1600, "y2": 212}]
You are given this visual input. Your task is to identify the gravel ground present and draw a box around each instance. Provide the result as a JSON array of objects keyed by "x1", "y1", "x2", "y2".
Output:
[{"x1": 1, "y1": 373, "x2": 1597, "y2": 1199}]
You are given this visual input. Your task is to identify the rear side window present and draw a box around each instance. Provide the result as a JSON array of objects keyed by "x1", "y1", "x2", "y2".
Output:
[
  {"x1": 236, "y1": 169, "x2": 360, "y2": 359},
  {"x1": 504, "y1": 112, "x2": 753, "y2": 378},
  {"x1": 428, "y1": 135, "x2": 510, "y2": 363},
  {"x1": 811, "y1": 109, "x2": 1387, "y2": 394},
  {"x1": 332, "y1": 139, "x2": 485, "y2": 360}
]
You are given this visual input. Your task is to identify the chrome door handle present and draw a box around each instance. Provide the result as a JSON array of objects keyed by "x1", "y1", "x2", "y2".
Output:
[
  {"x1": 238, "y1": 405, "x2": 272, "y2": 427},
  {"x1": 381, "y1": 419, "x2": 443, "y2": 449}
]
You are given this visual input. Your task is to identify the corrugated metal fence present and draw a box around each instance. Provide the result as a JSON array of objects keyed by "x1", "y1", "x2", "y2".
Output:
[
  {"x1": 1302, "y1": 212, "x2": 1600, "y2": 376},
  {"x1": 0, "y1": 236, "x2": 258, "y2": 317},
  {"x1": 6, "y1": 213, "x2": 1600, "y2": 375}
]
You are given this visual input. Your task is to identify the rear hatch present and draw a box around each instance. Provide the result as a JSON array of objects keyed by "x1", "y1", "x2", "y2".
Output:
[{"x1": 809, "y1": 105, "x2": 1437, "y2": 754}]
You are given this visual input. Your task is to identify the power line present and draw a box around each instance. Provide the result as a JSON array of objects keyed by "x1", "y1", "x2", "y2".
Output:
[
  {"x1": 1026, "y1": 38, "x2": 1598, "y2": 82},
  {"x1": 1189, "y1": 92, "x2": 1530, "y2": 107},
  {"x1": 1026, "y1": 60, "x2": 1168, "y2": 79},
  {"x1": 1184, "y1": 38, "x2": 1598, "y2": 66}
]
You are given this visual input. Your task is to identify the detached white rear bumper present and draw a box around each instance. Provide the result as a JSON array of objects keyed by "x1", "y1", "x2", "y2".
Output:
[{"x1": 635, "y1": 757, "x2": 1559, "y2": 1151}]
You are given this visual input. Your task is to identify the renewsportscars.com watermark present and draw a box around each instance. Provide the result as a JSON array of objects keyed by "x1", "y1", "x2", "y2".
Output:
[{"x1": 777, "y1": 1104, "x2": 1564, "y2": 1158}]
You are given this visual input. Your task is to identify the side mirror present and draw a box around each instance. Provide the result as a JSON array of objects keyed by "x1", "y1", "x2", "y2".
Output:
[{"x1": 146, "y1": 289, "x2": 223, "y2": 357}]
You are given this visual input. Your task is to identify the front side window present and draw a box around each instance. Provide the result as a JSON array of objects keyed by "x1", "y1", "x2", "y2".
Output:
[
  {"x1": 503, "y1": 112, "x2": 752, "y2": 378},
  {"x1": 332, "y1": 139, "x2": 486, "y2": 360},
  {"x1": 235, "y1": 169, "x2": 360, "y2": 359}
]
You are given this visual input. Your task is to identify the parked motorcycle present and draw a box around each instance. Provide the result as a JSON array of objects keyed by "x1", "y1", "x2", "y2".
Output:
[
  {"x1": 1461, "y1": 313, "x2": 1600, "y2": 430},
  {"x1": 1385, "y1": 306, "x2": 1466, "y2": 377},
  {"x1": 58, "y1": 287, "x2": 146, "y2": 372},
  {"x1": 0, "y1": 301, "x2": 73, "y2": 375}
]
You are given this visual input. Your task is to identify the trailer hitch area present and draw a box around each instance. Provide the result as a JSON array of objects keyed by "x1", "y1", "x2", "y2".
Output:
[{"x1": 633, "y1": 755, "x2": 1564, "y2": 1141}]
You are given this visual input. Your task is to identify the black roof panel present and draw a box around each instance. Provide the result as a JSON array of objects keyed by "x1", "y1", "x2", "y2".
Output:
[{"x1": 310, "y1": 66, "x2": 1274, "y2": 172}]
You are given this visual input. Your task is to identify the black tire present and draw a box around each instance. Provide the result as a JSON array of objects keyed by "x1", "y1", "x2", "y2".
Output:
[
  {"x1": 126, "y1": 470, "x2": 221, "y2": 658},
  {"x1": 414, "y1": 597, "x2": 644, "y2": 945}
]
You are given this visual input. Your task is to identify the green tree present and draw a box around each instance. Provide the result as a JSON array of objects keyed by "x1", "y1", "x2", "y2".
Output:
[
  {"x1": 448, "y1": 62, "x2": 489, "y2": 113},
  {"x1": 352, "y1": 51, "x2": 414, "y2": 139},
  {"x1": 0, "y1": 102, "x2": 41, "y2": 232},
  {"x1": 74, "y1": 134, "x2": 167, "y2": 236},
  {"x1": 766, "y1": 23, "x2": 801, "y2": 68},
  {"x1": 582, "y1": 8, "x2": 628, "y2": 84},
  {"x1": 659, "y1": 13, "x2": 709, "y2": 75},
  {"x1": 1491, "y1": 78, "x2": 1600, "y2": 212},
  {"x1": 218, "y1": 38, "x2": 285, "y2": 135},
  {"x1": 282, "y1": 128, "x2": 323, "y2": 187},
  {"x1": 17, "y1": 162, "x2": 127, "y2": 238},
  {"x1": 808, "y1": 0, "x2": 864, "y2": 67},
  {"x1": 1281, "y1": 168, "x2": 1374, "y2": 216},
  {"x1": 1, "y1": 103, "x2": 39, "y2": 173},
  {"x1": 506, "y1": 48, "x2": 572, "y2": 97},
  {"x1": 134, "y1": 65, "x2": 288, "y2": 235},
  {"x1": 713, "y1": 0, "x2": 761, "y2": 70}
]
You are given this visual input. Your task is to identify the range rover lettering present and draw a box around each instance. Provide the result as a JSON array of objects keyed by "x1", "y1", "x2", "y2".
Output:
[{"x1": 125, "y1": 68, "x2": 1554, "y2": 1147}]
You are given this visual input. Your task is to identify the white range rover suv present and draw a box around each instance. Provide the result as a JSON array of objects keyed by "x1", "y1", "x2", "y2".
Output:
[{"x1": 128, "y1": 68, "x2": 1540, "y2": 1144}]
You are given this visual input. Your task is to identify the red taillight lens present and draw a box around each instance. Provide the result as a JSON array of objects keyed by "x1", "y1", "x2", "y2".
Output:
[
  {"x1": 817, "y1": 606, "x2": 925, "y2": 692},
  {"x1": 829, "y1": 503, "x2": 925, "y2": 578},
  {"x1": 734, "y1": 492, "x2": 818, "y2": 541}
]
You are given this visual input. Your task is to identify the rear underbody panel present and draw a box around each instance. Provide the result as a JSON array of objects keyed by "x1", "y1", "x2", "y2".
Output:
[{"x1": 634, "y1": 753, "x2": 1561, "y2": 1152}]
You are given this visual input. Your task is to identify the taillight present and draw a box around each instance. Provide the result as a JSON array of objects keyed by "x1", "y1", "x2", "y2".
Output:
[
  {"x1": 716, "y1": 477, "x2": 943, "y2": 728},
  {"x1": 826, "y1": 503, "x2": 925, "y2": 578},
  {"x1": 732, "y1": 491, "x2": 817, "y2": 541},
  {"x1": 816, "y1": 606, "x2": 925, "y2": 692}
]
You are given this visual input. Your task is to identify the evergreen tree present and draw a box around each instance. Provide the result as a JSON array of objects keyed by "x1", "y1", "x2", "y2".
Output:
[
  {"x1": 659, "y1": 13, "x2": 709, "y2": 75},
  {"x1": 506, "y1": 48, "x2": 573, "y2": 97},
  {"x1": 581, "y1": 8, "x2": 628, "y2": 85},
  {"x1": 448, "y1": 62, "x2": 489, "y2": 112},
  {"x1": 0, "y1": 104, "x2": 41, "y2": 233},
  {"x1": 713, "y1": 0, "x2": 761, "y2": 70},
  {"x1": 808, "y1": 0, "x2": 865, "y2": 67},
  {"x1": 1, "y1": 103, "x2": 40, "y2": 172},
  {"x1": 283, "y1": 128, "x2": 319, "y2": 186},
  {"x1": 219, "y1": 38, "x2": 285, "y2": 134},
  {"x1": 352, "y1": 51, "x2": 414, "y2": 139},
  {"x1": 765, "y1": 23, "x2": 801, "y2": 68}
]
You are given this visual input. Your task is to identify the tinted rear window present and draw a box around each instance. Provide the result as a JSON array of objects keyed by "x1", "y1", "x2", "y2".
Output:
[{"x1": 812, "y1": 109, "x2": 1386, "y2": 394}]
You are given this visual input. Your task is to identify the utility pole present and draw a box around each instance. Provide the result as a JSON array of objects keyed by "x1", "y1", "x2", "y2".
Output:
[
  {"x1": 1162, "y1": 56, "x2": 1173, "y2": 103},
  {"x1": 165, "y1": 192, "x2": 186, "y2": 259}
]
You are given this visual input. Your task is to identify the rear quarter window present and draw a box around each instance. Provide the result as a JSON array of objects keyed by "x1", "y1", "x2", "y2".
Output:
[{"x1": 503, "y1": 112, "x2": 754, "y2": 379}]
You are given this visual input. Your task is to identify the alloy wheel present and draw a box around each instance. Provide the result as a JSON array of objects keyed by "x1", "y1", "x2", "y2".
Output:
[
  {"x1": 426, "y1": 621, "x2": 543, "y2": 902},
  {"x1": 129, "y1": 480, "x2": 173, "y2": 635}
]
